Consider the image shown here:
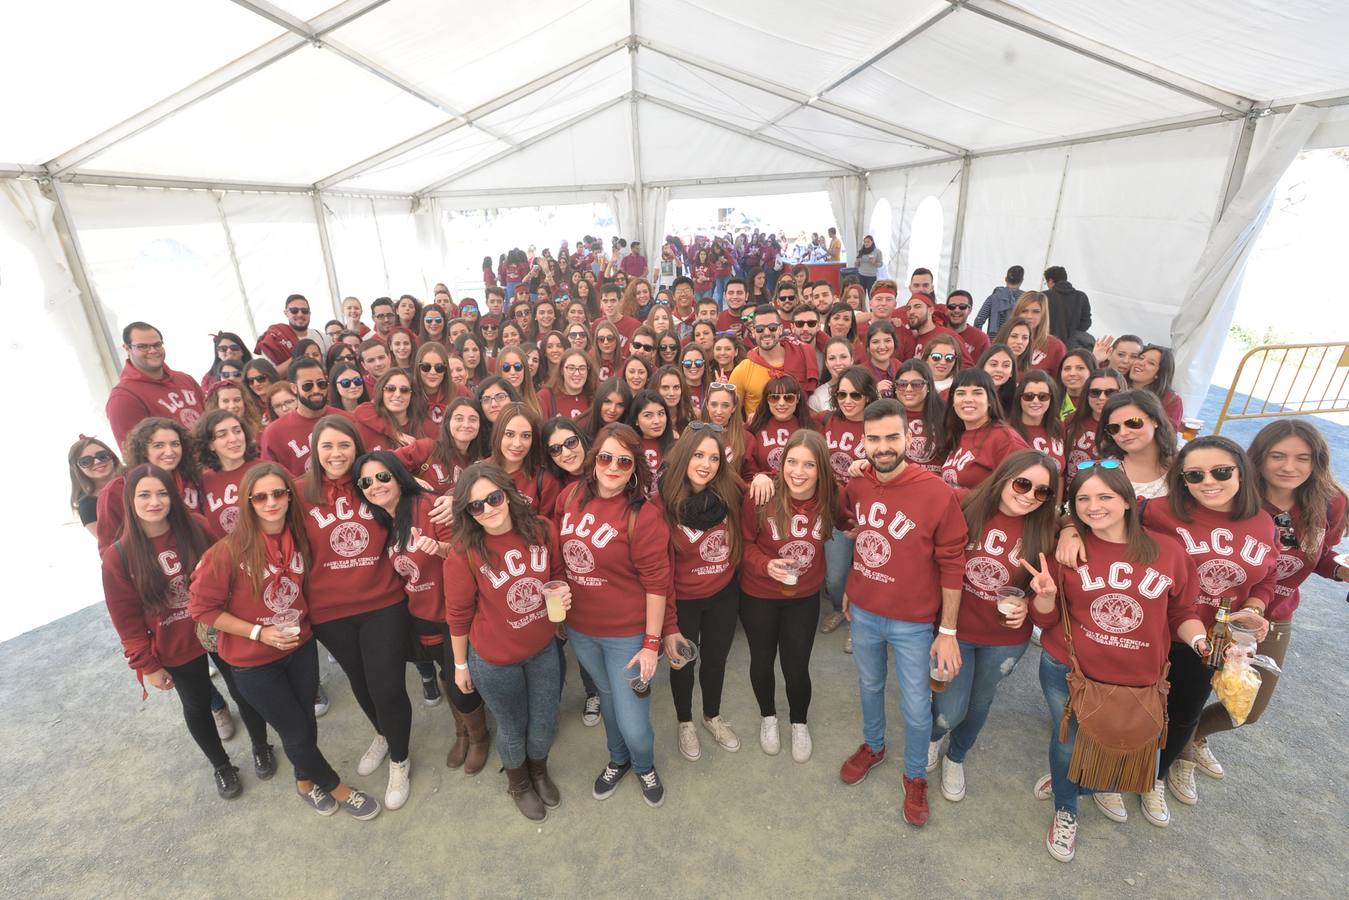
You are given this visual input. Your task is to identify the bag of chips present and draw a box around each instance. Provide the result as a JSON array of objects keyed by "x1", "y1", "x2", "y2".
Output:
[{"x1": 1211, "y1": 642, "x2": 1282, "y2": 727}]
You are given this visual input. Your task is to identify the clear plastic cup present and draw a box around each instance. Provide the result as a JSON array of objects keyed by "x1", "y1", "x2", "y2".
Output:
[
  {"x1": 995, "y1": 586, "x2": 1026, "y2": 627},
  {"x1": 273, "y1": 608, "x2": 301, "y2": 637},
  {"x1": 1181, "y1": 418, "x2": 1204, "y2": 441},
  {"x1": 542, "y1": 580, "x2": 568, "y2": 623},
  {"x1": 779, "y1": 555, "x2": 800, "y2": 586},
  {"x1": 623, "y1": 661, "x2": 652, "y2": 698},
  {"x1": 668, "y1": 639, "x2": 699, "y2": 671},
  {"x1": 929, "y1": 660, "x2": 954, "y2": 693}
]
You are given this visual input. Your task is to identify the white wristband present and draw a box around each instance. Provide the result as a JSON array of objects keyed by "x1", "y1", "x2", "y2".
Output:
[
  {"x1": 249, "y1": 624, "x2": 263, "y2": 641},
  {"x1": 1189, "y1": 633, "x2": 1206, "y2": 652},
  {"x1": 938, "y1": 626, "x2": 957, "y2": 637},
  {"x1": 454, "y1": 662, "x2": 469, "y2": 671}
]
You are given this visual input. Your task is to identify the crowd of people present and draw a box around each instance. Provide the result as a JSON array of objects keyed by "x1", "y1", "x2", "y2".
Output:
[{"x1": 72, "y1": 241, "x2": 1348, "y2": 863}]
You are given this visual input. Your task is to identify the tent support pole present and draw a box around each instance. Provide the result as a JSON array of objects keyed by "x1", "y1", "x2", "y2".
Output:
[
  {"x1": 214, "y1": 194, "x2": 261, "y2": 342},
  {"x1": 42, "y1": 179, "x2": 120, "y2": 388},
  {"x1": 628, "y1": 27, "x2": 645, "y2": 247},
  {"x1": 948, "y1": 155, "x2": 972, "y2": 289},
  {"x1": 1041, "y1": 150, "x2": 1073, "y2": 287},
  {"x1": 312, "y1": 191, "x2": 342, "y2": 317},
  {"x1": 1216, "y1": 113, "x2": 1259, "y2": 222}
]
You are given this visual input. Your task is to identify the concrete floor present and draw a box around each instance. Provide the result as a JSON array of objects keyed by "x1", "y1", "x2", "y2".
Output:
[{"x1": 2, "y1": 576, "x2": 1346, "y2": 900}]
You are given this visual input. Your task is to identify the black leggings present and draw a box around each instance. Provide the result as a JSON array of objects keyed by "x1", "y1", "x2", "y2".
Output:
[
  {"x1": 230, "y1": 640, "x2": 340, "y2": 792},
  {"x1": 312, "y1": 601, "x2": 413, "y2": 763},
  {"x1": 163, "y1": 652, "x2": 267, "y2": 768},
  {"x1": 669, "y1": 579, "x2": 740, "y2": 722},
  {"x1": 1159, "y1": 641, "x2": 1212, "y2": 776},
  {"x1": 739, "y1": 591, "x2": 819, "y2": 724},
  {"x1": 411, "y1": 615, "x2": 483, "y2": 715}
]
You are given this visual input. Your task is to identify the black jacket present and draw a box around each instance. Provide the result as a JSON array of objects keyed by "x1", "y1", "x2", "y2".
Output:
[{"x1": 1045, "y1": 281, "x2": 1092, "y2": 345}]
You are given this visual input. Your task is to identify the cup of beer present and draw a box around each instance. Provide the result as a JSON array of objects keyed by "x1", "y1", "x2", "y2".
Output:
[
  {"x1": 929, "y1": 659, "x2": 954, "y2": 693},
  {"x1": 668, "y1": 638, "x2": 699, "y2": 671},
  {"x1": 542, "y1": 580, "x2": 568, "y2": 623},
  {"x1": 273, "y1": 608, "x2": 301, "y2": 637},
  {"x1": 1181, "y1": 418, "x2": 1203, "y2": 441},
  {"x1": 995, "y1": 587, "x2": 1026, "y2": 627},
  {"x1": 778, "y1": 554, "x2": 800, "y2": 586}
]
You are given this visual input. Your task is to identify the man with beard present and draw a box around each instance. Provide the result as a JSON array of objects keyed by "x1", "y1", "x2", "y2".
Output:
[
  {"x1": 254, "y1": 294, "x2": 327, "y2": 365},
  {"x1": 942, "y1": 290, "x2": 989, "y2": 365},
  {"x1": 260, "y1": 358, "x2": 352, "y2": 475},
  {"x1": 838, "y1": 399, "x2": 967, "y2": 829},
  {"x1": 729, "y1": 305, "x2": 819, "y2": 416}
]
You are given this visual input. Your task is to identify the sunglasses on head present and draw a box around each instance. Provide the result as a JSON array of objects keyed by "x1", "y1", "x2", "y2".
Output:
[
  {"x1": 709, "y1": 382, "x2": 736, "y2": 392},
  {"x1": 356, "y1": 471, "x2": 393, "y2": 489},
  {"x1": 1021, "y1": 391, "x2": 1051, "y2": 403},
  {"x1": 1105, "y1": 416, "x2": 1146, "y2": 435},
  {"x1": 927, "y1": 352, "x2": 956, "y2": 363},
  {"x1": 77, "y1": 450, "x2": 116, "y2": 469},
  {"x1": 298, "y1": 379, "x2": 329, "y2": 392},
  {"x1": 682, "y1": 359, "x2": 705, "y2": 369},
  {"x1": 465, "y1": 489, "x2": 507, "y2": 517},
  {"x1": 498, "y1": 362, "x2": 525, "y2": 373},
  {"x1": 1075, "y1": 459, "x2": 1122, "y2": 471},
  {"x1": 336, "y1": 376, "x2": 364, "y2": 388},
  {"x1": 249, "y1": 488, "x2": 290, "y2": 505},
  {"x1": 651, "y1": 299, "x2": 669, "y2": 306},
  {"x1": 1088, "y1": 387, "x2": 1118, "y2": 398},
  {"x1": 547, "y1": 434, "x2": 582, "y2": 456},
  {"x1": 1181, "y1": 465, "x2": 1236, "y2": 484},
  {"x1": 1011, "y1": 477, "x2": 1054, "y2": 502},
  {"x1": 687, "y1": 421, "x2": 724, "y2": 434},
  {"x1": 419, "y1": 363, "x2": 447, "y2": 373}
]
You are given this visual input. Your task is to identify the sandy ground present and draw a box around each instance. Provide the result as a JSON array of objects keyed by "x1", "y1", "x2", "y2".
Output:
[{"x1": 2, "y1": 573, "x2": 1346, "y2": 900}]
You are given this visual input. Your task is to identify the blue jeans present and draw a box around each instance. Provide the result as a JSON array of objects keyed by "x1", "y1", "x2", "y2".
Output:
[
  {"x1": 823, "y1": 530, "x2": 856, "y2": 612},
  {"x1": 568, "y1": 629, "x2": 655, "y2": 772},
  {"x1": 1039, "y1": 650, "x2": 1095, "y2": 815},
  {"x1": 931, "y1": 639, "x2": 1029, "y2": 762},
  {"x1": 849, "y1": 605, "x2": 933, "y2": 779},
  {"x1": 468, "y1": 642, "x2": 561, "y2": 769}
]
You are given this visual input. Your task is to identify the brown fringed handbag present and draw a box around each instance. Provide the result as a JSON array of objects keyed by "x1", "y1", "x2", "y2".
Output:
[{"x1": 1056, "y1": 575, "x2": 1170, "y2": 795}]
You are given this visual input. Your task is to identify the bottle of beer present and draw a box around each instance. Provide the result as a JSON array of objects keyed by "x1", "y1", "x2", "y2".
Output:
[{"x1": 1208, "y1": 597, "x2": 1234, "y2": 671}]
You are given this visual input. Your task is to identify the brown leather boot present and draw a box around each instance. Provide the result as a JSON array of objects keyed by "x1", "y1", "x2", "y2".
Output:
[
  {"x1": 527, "y1": 756, "x2": 560, "y2": 809},
  {"x1": 463, "y1": 705, "x2": 491, "y2": 775},
  {"x1": 445, "y1": 706, "x2": 470, "y2": 769},
  {"x1": 505, "y1": 765, "x2": 546, "y2": 821}
]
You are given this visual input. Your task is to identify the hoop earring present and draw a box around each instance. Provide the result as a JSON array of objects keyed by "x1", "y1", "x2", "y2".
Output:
[{"x1": 628, "y1": 472, "x2": 639, "y2": 488}]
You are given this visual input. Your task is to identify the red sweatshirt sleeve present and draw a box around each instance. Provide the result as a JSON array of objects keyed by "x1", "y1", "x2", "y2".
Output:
[
  {"x1": 101, "y1": 547, "x2": 160, "y2": 674},
  {"x1": 934, "y1": 492, "x2": 969, "y2": 592},
  {"x1": 740, "y1": 494, "x2": 774, "y2": 584},
  {"x1": 96, "y1": 478, "x2": 125, "y2": 553},
  {"x1": 105, "y1": 388, "x2": 150, "y2": 450},
  {"x1": 630, "y1": 503, "x2": 675, "y2": 637},
  {"x1": 1313, "y1": 495, "x2": 1348, "y2": 579},
  {"x1": 443, "y1": 550, "x2": 478, "y2": 637}
]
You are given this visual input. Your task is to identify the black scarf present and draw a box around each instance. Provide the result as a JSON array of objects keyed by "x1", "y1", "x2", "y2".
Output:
[{"x1": 678, "y1": 490, "x2": 727, "y2": 531}]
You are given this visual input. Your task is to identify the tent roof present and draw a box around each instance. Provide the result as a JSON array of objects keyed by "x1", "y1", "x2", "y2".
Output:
[{"x1": 4, "y1": 0, "x2": 1348, "y2": 196}]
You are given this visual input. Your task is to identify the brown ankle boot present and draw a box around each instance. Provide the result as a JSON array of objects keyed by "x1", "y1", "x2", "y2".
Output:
[
  {"x1": 463, "y1": 705, "x2": 491, "y2": 775},
  {"x1": 445, "y1": 706, "x2": 470, "y2": 769},
  {"x1": 505, "y1": 765, "x2": 546, "y2": 821},
  {"x1": 527, "y1": 756, "x2": 560, "y2": 809}
]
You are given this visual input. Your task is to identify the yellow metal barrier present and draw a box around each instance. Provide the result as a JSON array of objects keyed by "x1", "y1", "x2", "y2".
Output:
[{"x1": 1214, "y1": 341, "x2": 1349, "y2": 434}]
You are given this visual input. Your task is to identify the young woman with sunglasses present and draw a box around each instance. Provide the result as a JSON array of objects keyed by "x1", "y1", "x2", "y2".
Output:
[
  {"x1": 97, "y1": 418, "x2": 202, "y2": 552},
  {"x1": 928, "y1": 450, "x2": 1059, "y2": 804},
  {"x1": 1096, "y1": 390, "x2": 1176, "y2": 500},
  {"x1": 488, "y1": 402, "x2": 560, "y2": 515},
  {"x1": 654, "y1": 364, "x2": 694, "y2": 435},
  {"x1": 326, "y1": 361, "x2": 368, "y2": 413},
  {"x1": 475, "y1": 316, "x2": 503, "y2": 360},
  {"x1": 70, "y1": 436, "x2": 122, "y2": 536},
  {"x1": 103, "y1": 465, "x2": 271, "y2": 799},
  {"x1": 745, "y1": 374, "x2": 816, "y2": 479},
  {"x1": 193, "y1": 408, "x2": 267, "y2": 541},
  {"x1": 299, "y1": 416, "x2": 414, "y2": 813},
  {"x1": 557, "y1": 423, "x2": 681, "y2": 807},
  {"x1": 354, "y1": 451, "x2": 489, "y2": 788},
  {"x1": 443, "y1": 463, "x2": 568, "y2": 820},
  {"x1": 893, "y1": 360, "x2": 946, "y2": 476},
  {"x1": 923, "y1": 333, "x2": 963, "y2": 395},
  {"x1": 1065, "y1": 369, "x2": 1127, "y2": 468},
  {"x1": 1011, "y1": 371, "x2": 1066, "y2": 477},
  {"x1": 414, "y1": 341, "x2": 456, "y2": 427},
  {"x1": 242, "y1": 358, "x2": 281, "y2": 409},
  {"x1": 495, "y1": 346, "x2": 544, "y2": 420},
  {"x1": 564, "y1": 323, "x2": 592, "y2": 355},
  {"x1": 654, "y1": 333, "x2": 682, "y2": 368},
  {"x1": 938, "y1": 369, "x2": 1029, "y2": 495},
  {"x1": 1129, "y1": 344, "x2": 1184, "y2": 431},
  {"x1": 454, "y1": 333, "x2": 491, "y2": 391},
  {"x1": 710, "y1": 334, "x2": 742, "y2": 385},
  {"x1": 352, "y1": 369, "x2": 429, "y2": 452},
  {"x1": 590, "y1": 321, "x2": 624, "y2": 381},
  {"x1": 678, "y1": 345, "x2": 708, "y2": 414},
  {"x1": 202, "y1": 332, "x2": 252, "y2": 393},
  {"x1": 808, "y1": 337, "x2": 854, "y2": 413},
  {"x1": 1189, "y1": 420, "x2": 1348, "y2": 778},
  {"x1": 1029, "y1": 461, "x2": 1206, "y2": 861},
  {"x1": 977, "y1": 344, "x2": 1021, "y2": 418},
  {"x1": 1056, "y1": 349, "x2": 1095, "y2": 420},
  {"x1": 657, "y1": 426, "x2": 745, "y2": 761},
  {"x1": 419, "y1": 304, "x2": 449, "y2": 345}
]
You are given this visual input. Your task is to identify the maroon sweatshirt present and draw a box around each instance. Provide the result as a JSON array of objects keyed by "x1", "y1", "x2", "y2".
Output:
[
  {"x1": 941, "y1": 423, "x2": 1029, "y2": 492},
  {"x1": 508, "y1": 466, "x2": 561, "y2": 516},
  {"x1": 390, "y1": 495, "x2": 453, "y2": 624},
  {"x1": 106, "y1": 361, "x2": 205, "y2": 448},
  {"x1": 199, "y1": 460, "x2": 267, "y2": 541},
  {"x1": 949, "y1": 324, "x2": 990, "y2": 367},
  {"x1": 300, "y1": 479, "x2": 405, "y2": 624},
  {"x1": 841, "y1": 465, "x2": 968, "y2": 623},
  {"x1": 260, "y1": 407, "x2": 352, "y2": 477},
  {"x1": 820, "y1": 413, "x2": 866, "y2": 486},
  {"x1": 1021, "y1": 423, "x2": 1066, "y2": 476},
  {"x1": 904, "y1": 411, "x2": 942, "y2": 475},
  {"x1": 656, "y1": 496, "x2": 736, "y2": 601},
  {"x1": 96, "y1": 470, "x2": 201, "y2": 553},
  {"x1": 1066, "y1": 415, "x2": 1100, "y2": 468},
  {"x1": 1264, "y1": 494, "x2": 1347, "y2": 620},
  {"x1": 740, "y1": 493, "x2": 835, "y2": 600},
  {"x1": 1032, "y1": 531, "x2": 1199, "y2": 686},
  {"x1": 958, "y1": 510, "x2": 1034, "y2": 646},
  {"x1": 538, "y1": 388, "x2": 591, "y2": 420},
  {"x1": 749, "y1": 419, "x2": 803, "y2": 476},
  {"x1": 444, "y1": 521, "x2": 564, "y2": 665},
  {"x1": 1029, "y1": 336, "x2": 1067, "y2": 376}
]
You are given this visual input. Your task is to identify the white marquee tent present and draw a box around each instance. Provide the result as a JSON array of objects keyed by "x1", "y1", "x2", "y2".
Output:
[{"x1": 4, "y1": 0, "x2": 1349, "y2": 421}]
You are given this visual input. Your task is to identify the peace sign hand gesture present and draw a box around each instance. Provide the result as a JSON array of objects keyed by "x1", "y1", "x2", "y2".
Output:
[{"x1": 1020, "y1": 553, "x2": 1057, "y2": 599}]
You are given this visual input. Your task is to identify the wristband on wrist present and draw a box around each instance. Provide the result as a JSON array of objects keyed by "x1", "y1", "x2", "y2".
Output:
[
  {"x1": 1189, "y1": 634, "x2": 1207, "y2": 652},
  {"x1": 249, "y1": 624, "x2": 263, "y2": 641},
  {"x1": 454, "y1": 662, "x2": 469, "y2": 671},
  {"x1": 642, "y1": 634, "x2": 661, "y2": 651},
  {"x1": 937, "y1": 626, "x2": 957, "y2": 637}
]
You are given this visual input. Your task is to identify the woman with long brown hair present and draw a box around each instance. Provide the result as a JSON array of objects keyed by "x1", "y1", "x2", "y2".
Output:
[
  {"x1": 590, "y1": 320, "x2": 624, "y2": 381},
  {"x1": 96, "y1": 417, "x2": 201, "y2": 552},
  {"x1": 540, "y1": 348, "x2": 595, "y2": 420},
  {"x1": 997, "y1": 291, "x2": 1065, "y2": 375},
  {"x1": 1010, "y1": 371, "x2": 1067, "y2": 477},
  {"x1": 745, "y1": 374, "x2": 816, "y2": 478},
  {"x1": 353, "y1": 369, "x2": 430, "y2": 452},
  {"x1": 194, "y1": 408, "x2": 266, "y2": 541},
  {"x1": 488, "y1": 402, "x2": 559, "y2": 513},
  {"x1": 577, "y1": 377, "x2": 631, "y2": 444},
  {"x1": 190, "y1": 462, "x2": 380, "y2": 820},
  {"x1": 1065, "y1": 369, "x2": 1127, "y2": 468},
  {"x1": 414, "y1": 340, "x2": 456, "y2": 427},
  {"x1": 204, "y1": 379, "x2": 263, "y2": 437},
  {"x1": 495, "y1": 345, "x2": 544, "y2": 419}
]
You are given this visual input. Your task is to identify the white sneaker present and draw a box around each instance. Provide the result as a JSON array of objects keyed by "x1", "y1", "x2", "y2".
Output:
[
  {"x1": 678, "y1": 722, "x2": 701, "y2": 761},
  {"x1": 212, "y1": 708, "x2": 235, "y2": 741},
  {"x1": 759, "y1": 716, "x2": 780, "y2": 755},
  {"x1": 1033, "y1": 773, "x2": 1053, "y2": 800},
  {"x1": 702, "y1": 715, "x2": 740, "y2": 752},
  {"x1": 1092, "y1": 792, "x2": 1128, "y2": 823},
  {"x1": 927, "y1": 738, "x2": 943, "y2": 773},
  {"x1": 1168, "y1": 759, "x2": 1199, "y2": 805},
  {"x1": 1191, "y1": 739, "x2": 1225, "y2": 780},
  {"x1": 581, "y1": 694, "x2": 601, "y2": 727},
  {"x1": 843, "y1": 634, "x2": 853, "y2": 654},
  {"x1": 940, "y1": 756, "x2": 965, "y2": 802},
  {"x1": 357, "y1": 734, "x2": 390, "y2": 776},
  {"x1": 790, "y1": 723, "x2": 812, "y2": 763},
  {"x1": 385, "y1": 758, "x2": 410, "y2": 811},
  {"x1": 1046, "y1": 810, "x2": 1077, "y2": 863},
  {"x1": 1140, "y1": 779, "x2": 1171, "y2": 827}
]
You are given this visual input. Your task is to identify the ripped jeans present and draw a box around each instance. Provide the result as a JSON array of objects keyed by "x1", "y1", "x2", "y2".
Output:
[{"x1": 930, "y1": 639, "x2": 1029, "y2": 763}]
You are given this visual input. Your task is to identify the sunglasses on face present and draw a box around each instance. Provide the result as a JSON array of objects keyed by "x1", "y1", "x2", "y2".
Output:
[
  {"x1": 419, "y1": 363, "x2": 447, "y2": 374},
  {"x1": 356, "y1": 471, "x2": 394, "y2": 489},
  {"x1": 384, "y1": 385, "x2": 412, "y2": 396},
  {"x1": 1181, "y1": 465, "x2": 1236, "y2": 484},
  {"x1": 77, "y1": 450, "x2": 116, "y2": 469},
  {"x1": 1011, "y1": 477, "x2": 1054, "y2": 502},
  {"x1": 1273, "y1": 511, "x2": 1298, "y2": 548},
  {"x1": 597, "y1": 451, "x2": 635, "y2": 471},
  {"x1": 630, "y1": 342, "x2": 654, "y2": 352},
  {"x1": 336, "y1": 376, "x2": 364, "y2": 388},
  {"x1": 424, "y1": 317, "x2": 444, "y2": 326},
  {"x1": 767, "y1": 393, "x2": 797, "y2": 404},
  {"x1": 480, "y1": 324, "x2": 498, "y2": 332},
  {"x1": 247, "y1": 374, "x2": 271, "y2": 385},
  {"x1": 682, "y1": 359, "x2": 705, "y2": 369},
  {"x1": 220, "y1": 369, "x2": 242, "y2": 380},
  {"x1": 597, "y1": 335, "x2": 616, "y2": 344},
  {"x1": 298, "y1": 379, "x2": 329, "y2": 392},
  {"x1": 946, "y1": 304, "x2": 970, "y2": 312},
  {"x1": 1021, "y1": 391, "x2": 1051, "y2": 403},
  {"x1": 659, "y1": 343, "x2": 679, "y2": 352},
  {"x1": 753, "y1": 324, "x2": 780, "y2": 334},
  {"x1": 286, "y1": 307, "x2": 309, "y2": 315},
  {"x1": 794, "y1": 320, "x2": 818, "y2": 329},
  {"x1": 1075, "y1": 459, "x2": 1122, "y2": 471},
  {"x1": 498, "y1": 362, "x2": 525, "y2": 373},
  {"x1": 465, "y1": 489, "x2": 507, "y2": 517},
  {"x1": 1088, "y1": 387, "x2": 1118, "y2": 398},
  {"x1": 567, "y1": 332, "x2": 588, "y2": 340},
  {"x1": 374, "y1": 312, "x2": 395, "y2": 320},
  {"x1": 1105, "y1": 416, "x2": 1146, "y2": 435},
  {"x1": 249, "y1": 488, "x2": 290, "y2": 505},
  {"x1": 217, "y1": 343, "x2": 242, "y2": 353},
  {"x1": 836, "y1": 390, "x2": 865, "y2": 402},
  {"x1": 547, "y1": 434, "x2": 582, "y2": 456},
  {"x1": 927, "y1": 352, "x2": 956, "y2": 363}
]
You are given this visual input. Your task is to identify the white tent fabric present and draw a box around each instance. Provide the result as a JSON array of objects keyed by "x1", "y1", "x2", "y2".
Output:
[{"x1": 3, "y1": 0, "x2": 1349, "y2": 402}]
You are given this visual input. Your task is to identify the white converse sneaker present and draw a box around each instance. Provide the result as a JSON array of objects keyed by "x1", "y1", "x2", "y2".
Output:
[
  {"x1": 678, "y1": 722, "x2": 701, "y2": 761},
  {"x1": 790, "y1": 723, "x2": 812, "y2": 763},
  {"x1": 1092, "y1": 792, "x2": 1128, "y2": 823},
  {"x1": 927, "y1": 738, "x2": 943, "y2": 773},
  {"x1": 1033, "y1": 773, "x2": 1053, "y2": 800},
  {"x1": 1168, "y1": 758, "x2": 1199, "y2": 805},
  {"x1": 702, "y1": 715, "x2": 740, "y2": 752},
  {"x1": 357, "y1": 734, "x2": 389, "y2": 777},
  {"x1": 1191, "y1": 739, "x2": 1225, "y2": 780},
  {"x1": 385, "y1": 758, "x2": 410, "y2": 811},
  {"x1": 940, "y1": 756, "x2": 965, "y2": 802},
  {"x1": 1140, "y1": 779, "x2": 1171, "y2": 827},
  {"x1": 759, "y1": 716, "x2": 780, "y2": 755},
  {"x1": 1046, "y1": 810, "x2": 1077, "y2": 863}
]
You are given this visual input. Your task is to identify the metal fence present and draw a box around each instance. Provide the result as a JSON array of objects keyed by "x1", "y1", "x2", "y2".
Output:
[{"x1": 1214, "y1": 341, "x2": 1349, "y2": 434}]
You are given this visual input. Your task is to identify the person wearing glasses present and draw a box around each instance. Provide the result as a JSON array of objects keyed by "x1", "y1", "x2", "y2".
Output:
[
  {"x1": 1065, "y1": 369, "x2": 1128, "y2": 469},
  {"x1": 327, "y1": 361, "x2": 368, "y2": 413},
  {"x1": 69, "y1": 436, "x2": 123, "y2": 537},
  {"x1": 106, "y1": 321, "x2": 206, "y2": 448},
  {"x1": 259, "y1": 358, "x2": 352, "y2": 477},
  {"x1": 1095, "y1": 390, "x2": 1176, "y2": 499},
  {"x1": 540, "y1": 349, "x2": 595, "y2": 420},
  {"x1": 352, "y1": 369, "x2": 429, "y2": 454},
  {"x1": 590, "y1": 321, "x2": 624, "y2": 381},
  {"x1": 494, "y1": 346, "x2": 545, "y2": 420},
  {"x1": 730, "y1": 305, "x2": 820, "y2": 418},
  {"x1": 1010, "y1": 371, "x2": 1067, "y2": 477},
  {"x1": 937, "y1": 370, "x2": 1029, "y2": 495},
  {"x1": 788, "y1": 305, "x2": 824, "y2": 369},
  {"x1": 419, "y1": 304, "x2": 449, "y2": 346},
  {"x1": 922, "y1": 333, "x2": 963, "y2": 395},
  {"x1": 254, "y1": 294, "x2": 328, "y2": 367},
  {"x1": 564, "y1": 323, "x2": 592, "y2": 354},
  {"x1": 678, "y1": 346, "x2": 709, "y2": 414},
  {"x1": 414, "y1": 342, "x2": 456, "y2": 427},
  {"x1": 745, "y1": 375, "x2": 816, "y2": 479},
  {"x1": 1031, "y1": 459, "x2": 1206, "y2": 862},
  {"x1": 191, "y1": 462, "x2": 380, "y2": 821},
  {"x1": 928, "y1": 450, "x2": 1059, "y2": 805},
  {"x1": 201, "y1": 332, "x2": 253, "y2": 393},
  {"x1": 942, "y1": 291, "x2": 990, "y2": 365},
  {"x1": 370, "y1": 297, "x2": 398, "y2": 338}
]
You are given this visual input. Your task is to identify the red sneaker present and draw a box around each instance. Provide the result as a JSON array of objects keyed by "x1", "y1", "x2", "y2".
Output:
[
  {"x1": 840, "y1": 743, "x2": 885, "y2": 785},
  {"x1": 903, "y1": 775, "x2": 930, "y2": 827}
]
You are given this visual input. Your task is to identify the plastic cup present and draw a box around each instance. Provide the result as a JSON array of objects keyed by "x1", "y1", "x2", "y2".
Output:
[
  {"x1": 624, "y1": 661, "x2": 652, "y2": 699},
  {"x1": 542, "y1": 580, "x2": 568, "y2": 623},
  {"x1": 995, "y1": 587, "x2": 1026, "y2": 627},
  {"x1": 1181, "y1": 418, "x2": 1203, "y2": 441},
  {"x1": 273, "y1": 608, "x2": 301, "y2": 637},
  {"x1": 929, "y1": 660, "x2": 953, "y2": 693},
  {"x1": 668, "y1": 639, "x2": 699, "y2": 671},
  {"x1": 778, "y1": 555, "x2": 800, "y2": 587}
]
